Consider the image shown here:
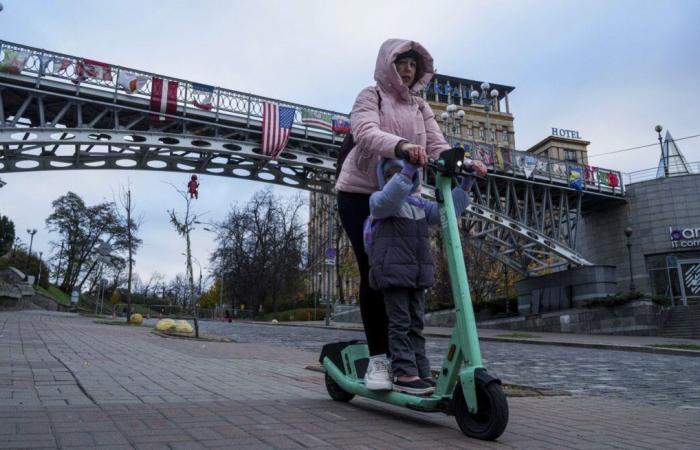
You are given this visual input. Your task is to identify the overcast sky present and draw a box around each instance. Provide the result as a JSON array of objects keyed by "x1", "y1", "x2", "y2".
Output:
[{"x1": 1, "y1": 0, "x2": 698, "y2": 285}]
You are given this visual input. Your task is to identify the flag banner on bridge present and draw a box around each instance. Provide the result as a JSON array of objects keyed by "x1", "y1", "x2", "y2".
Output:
[
  {"x1": 118, "y1": 71, "x2": 147, "y2": 94},
  {"x1": 584, "y1": 165, "x2": 597, "y2": 185},
  {"x1": 568, "y1": 165, "x2": 583, "y2": 191},
  {"x1": 73, "y1": 58, "x2": 113, "y2": 84},
  {"x1": 39, "y1": 55, "x2": 71, "y2": 76},
  {"x1": 262, "y1": 102, "x2": 296, "y2": 159},
  {"x1": 331, "y1": 116, "x2": 351, "y2": 134},
  {"x1": 0, "y1": 49, "x2": 29, "y2": 74},
  {"x1": 551, "y1": 161, "x2": 567, "y2": 179},
  {"x1": 301, "y1": 109, "x2": 333, "y2": 131},
  {"x1": 150, "y1": 77, "x2": 179, "y2": 121},
  {"x1": 191, "y1": 83, "x2": 214, "y2": 110}
]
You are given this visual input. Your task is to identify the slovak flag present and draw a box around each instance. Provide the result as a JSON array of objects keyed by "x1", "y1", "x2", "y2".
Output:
[
  {"x1": 331, "y1": 115, "x2": 350, "y2": 134},
  {"x1": 73, "y1": 58, "x2": 112, "y2": 84},
  {"x1": 150, "y1": 77, "x2": 179, "y2": 121},
  {"x1": 261, "y1": 102, "x2": 296, "y2": 159},
  {"x1": 191, "y1": 83, "x2": 214, "y2": 110}
]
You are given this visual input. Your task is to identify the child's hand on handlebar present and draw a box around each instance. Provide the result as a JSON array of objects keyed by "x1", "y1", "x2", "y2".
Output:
[
  {"x1": 396, "y1": 143, "x2": 427, "y2": 166},
  {"x1": 466, "y1": 159, "x2": 488, "y2": 177}
]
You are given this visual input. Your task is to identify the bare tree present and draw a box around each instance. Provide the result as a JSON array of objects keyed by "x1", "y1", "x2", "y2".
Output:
[
  {"x1": 116, "y1": 184, "x2": 142, "y2": 322},
  {"x1": 167, "y1": 183, "x2": 200, "y2": 317}
]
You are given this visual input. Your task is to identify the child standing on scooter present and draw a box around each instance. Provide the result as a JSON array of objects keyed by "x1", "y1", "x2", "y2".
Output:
[{"x1": 366, "y1": 156, "x2": 486, "y2": 395}]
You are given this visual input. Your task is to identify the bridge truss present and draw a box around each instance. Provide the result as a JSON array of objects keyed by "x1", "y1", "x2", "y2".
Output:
[{"x1": 0, "y1": 39, "x2": 625, "y2": 275}]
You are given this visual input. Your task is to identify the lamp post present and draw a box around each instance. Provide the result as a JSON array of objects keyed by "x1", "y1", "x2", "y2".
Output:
[
  {"x1": 470, "y1": 82, "x2": 499, "y2": 145},
  {"x1": 655, "y1": 125, "x2": 667, "y2": 177},
  {"x1": 624, "y1": 227, "x2": 635, "y2": 293},
  {"x1": 440, "y1": 103, "x2": 466, "y2": 146},
  {"x1": 36, "y1": 251, "x2": 43, "y2": 286},
  {"x1": 315, "y1": 271, "x2": 322, "y2": 321},
  {"x1": 25, "y1": 228, "x2": 37, "y2": 271}
]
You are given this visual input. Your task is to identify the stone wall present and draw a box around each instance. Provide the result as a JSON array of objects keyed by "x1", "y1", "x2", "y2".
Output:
[
  {"x1": 577, "y1": 174, "x2": 700, "y2": 294},
  {"x1": 477, "y1": 300, "x2": 665, "y2": 336}
]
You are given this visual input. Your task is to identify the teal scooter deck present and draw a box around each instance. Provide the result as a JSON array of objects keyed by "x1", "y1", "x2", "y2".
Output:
[{"x1": 322, "y1": 147, "x2": 509, "y2": 441}]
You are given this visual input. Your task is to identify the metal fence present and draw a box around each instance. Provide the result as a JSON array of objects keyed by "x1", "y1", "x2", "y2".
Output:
[
  {"x1": 0, "y1": 40, "x2": 346, "y2": 137},
  {"x1": 622, "y1": 161, "x2": 700, "y2": 185}
]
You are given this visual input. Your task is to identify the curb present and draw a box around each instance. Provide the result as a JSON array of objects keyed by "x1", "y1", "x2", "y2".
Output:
[{"x1": 243, "y1": 320, "x2": 700, "y2": 358}]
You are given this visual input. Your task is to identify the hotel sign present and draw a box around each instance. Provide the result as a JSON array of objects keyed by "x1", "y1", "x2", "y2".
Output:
[
  {"x1": 551, "y1": 128, "x2": 581, "y2": 139},
  {"x1": 670, "y1": 226, "x2": 700, "y2": 248}
]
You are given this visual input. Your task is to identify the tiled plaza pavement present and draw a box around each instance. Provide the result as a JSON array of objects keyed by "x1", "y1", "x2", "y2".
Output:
[{"x1": 1, "y1": 311, "x2": 699, "y2": 449}]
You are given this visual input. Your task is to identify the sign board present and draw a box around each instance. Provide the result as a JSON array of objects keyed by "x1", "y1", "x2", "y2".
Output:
[
  {"x1": 669, "y1": 226, "x2": 700, "y2": 249},
  {"x1": 325, "y1": 248, "x2": 336, "y2": 266},
  {"x1": 70, "y1": 290, "x2": 79, "y2": 305},
  {"x1": 551, "y1": 128, "x2": 581, "y2": 140}
]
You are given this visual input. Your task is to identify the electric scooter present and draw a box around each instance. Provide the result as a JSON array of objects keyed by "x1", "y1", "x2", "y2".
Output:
[{"x1": 320, "y1": 146, "x2": 509, "y2": 441}]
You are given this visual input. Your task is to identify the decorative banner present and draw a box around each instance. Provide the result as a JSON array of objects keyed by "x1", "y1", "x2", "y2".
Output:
[
  {"x1": 191, "y1": 83, "x2": 214, "y2": 110},
  {"x1": 117, "y1": 71, "x2": 147, "y2": 94},
  {"x1": 0, "y1": 49, "x2": 29, "y2": 74},
  {"x1": 597, "y1": 169, "x2": 610, "y2": 186},
  {"x1": 607, "y1": 171, "x2": 619, "y2": 188},
  {"x1": 301, "y1": 109, "x2": 333, "y2": 131},
  {"x1": 517, "y1": 154, "x2": 537, "y2": 179},
  {"x1": 535, "y1": 159, "x2": 548, "y2": 175},
  {"x1": 494, "y1": 148, "x2": 505, "y2": 170},
  {"x1": 568, "y1": 165, "x2": 583, "y2": 191},
  {"x1": 74, "y1": 58, "x2": 112, "y2": 84},
  {"x1": 261, "y1": 102, "x2": 296, "y2": 159},
  {"x1": 501, "y1": 148, "x2": 512, "y2": 170},
  {"x1": 331, "y1": 115, "x2": 351, "y2": 134},
  {"x1": 584, "y1": 165, "x2": 597, "y2": 184},
  {"x1": 473, "y1": 142, "x2": 494, "y2": 167},
  {"x1": 551, "y1": 162, "x2": 568, "y2": 178},
  {"x1": 149, "y1": 77, "x2": 179, "y2": 121}
]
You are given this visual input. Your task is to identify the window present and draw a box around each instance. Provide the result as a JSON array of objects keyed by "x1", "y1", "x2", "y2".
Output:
[
  {"x1": 479, "y1": 129, "x2": 484, "y2": 140},
  {"x1": 564, "y1": 149, "x2": 577, "y2": 162},
  {"x1": 467, "y1": 128, "x2": 473, "y2": 136}
]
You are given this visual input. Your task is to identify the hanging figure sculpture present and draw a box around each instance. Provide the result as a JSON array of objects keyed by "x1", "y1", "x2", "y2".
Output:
[{"x1": 187, "y1": 174, "x2": 199, "y2": 199}]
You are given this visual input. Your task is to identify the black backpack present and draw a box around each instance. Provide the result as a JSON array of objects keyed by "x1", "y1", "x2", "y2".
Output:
[{"x1": 335, "y1": 89, "x2": 382, "y2": 179}]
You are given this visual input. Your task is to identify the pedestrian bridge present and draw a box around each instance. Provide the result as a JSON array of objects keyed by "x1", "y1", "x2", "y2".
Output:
[{"x1": 0, "y1": 40, "x2": 625, "y2": 275}]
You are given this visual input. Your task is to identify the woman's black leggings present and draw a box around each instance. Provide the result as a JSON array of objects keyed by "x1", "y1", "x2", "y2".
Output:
[{"x1": 337, "y1": 191, "x2": 389, "y2": 356}]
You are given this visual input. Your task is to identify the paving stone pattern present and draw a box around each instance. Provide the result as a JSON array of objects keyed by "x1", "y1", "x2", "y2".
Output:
[
  {"x1": 199, "y1": 321, "x2": 700, "y2": 411},
  {"x1": 1, "y1": 311, "x2": 699, "y2": 449}
]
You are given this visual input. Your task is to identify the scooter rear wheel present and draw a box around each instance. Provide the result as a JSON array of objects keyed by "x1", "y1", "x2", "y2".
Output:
[
  {"x1": 325, "y1": 373, "x2": 354, "y2": 402},
  {"x1": 454, "y1": 379, "x2": 508, "y2": 440}
]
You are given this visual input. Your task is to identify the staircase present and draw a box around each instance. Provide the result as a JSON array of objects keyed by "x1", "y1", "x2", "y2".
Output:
[{"x1": 660, "y1": 305, "x2": 700, "y2": 338}]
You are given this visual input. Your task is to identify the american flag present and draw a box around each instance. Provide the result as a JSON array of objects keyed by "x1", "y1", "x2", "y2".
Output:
[{"x1": 262, "y1": 102, "x2": 296, "y2": 159}]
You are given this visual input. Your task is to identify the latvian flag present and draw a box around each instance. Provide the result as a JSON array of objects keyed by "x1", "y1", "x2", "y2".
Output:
[
  {"x1": 150, "y1": 77, "x2": 178, "y2": 121},
  {"x1": 262, "y1": 102, "x2": 296, "y2": 159},
  {"x1": 192, "y1": 83, "x2": 214, "y2": 110},
  {"x1": 301, "y1": 109, "x2": 332, "y2": 131},
  {"x1": 73, "y1": 58, "x2": 112, "y2": 84}
]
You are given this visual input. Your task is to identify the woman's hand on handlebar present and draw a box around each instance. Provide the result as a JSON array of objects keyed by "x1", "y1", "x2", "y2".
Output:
[{"x1": 396, "y1": 142, "x2": 427, "y2": 166}]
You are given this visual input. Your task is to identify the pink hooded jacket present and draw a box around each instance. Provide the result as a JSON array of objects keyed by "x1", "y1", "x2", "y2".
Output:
[{"x1": 335, "y1": 39, "x2": 450, "y2": 194}]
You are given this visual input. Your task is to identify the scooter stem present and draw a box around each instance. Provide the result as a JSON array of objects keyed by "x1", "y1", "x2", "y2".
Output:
[{"x1": 435, "y1": 171, "x2": 483, "y2": 369}]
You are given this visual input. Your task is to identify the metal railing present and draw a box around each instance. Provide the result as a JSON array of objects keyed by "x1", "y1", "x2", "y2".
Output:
[
  {"x1": 622, "y1": 161, "x2": 700, "y2": 185},
  {"x1": 0, "y1": 39, "x2": 625, "y2": 195},
  {"x1": 0, "y1": 40, "x2": 346, "y2": 139}
]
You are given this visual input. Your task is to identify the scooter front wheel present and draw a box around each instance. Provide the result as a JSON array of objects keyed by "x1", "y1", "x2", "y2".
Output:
[
  {"x1": 454, "y1": 379, "x2": 508, "y2": 440},
  {"x1": 325, "y1": 373, "x2": 354, "y2": 402}
]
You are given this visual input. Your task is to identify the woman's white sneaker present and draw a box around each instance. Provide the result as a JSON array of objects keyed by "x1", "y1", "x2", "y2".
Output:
[{"x1": 364, "y1": 357, "x2": 392, "y2": 390}]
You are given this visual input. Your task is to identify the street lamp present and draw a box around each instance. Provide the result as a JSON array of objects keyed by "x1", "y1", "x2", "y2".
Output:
[
  {"x1": 25, "y1": 228, "x2": 37, "y2": 271},
  {"x1": 624, "y1": 227, "x2": 635, "y2": 293},
  {"x1": 655, "y1": 125, "x2": 667, "y2": 177},
  {"x1": 315, "y1": 271, "x2": 322, "y2": 321},
  {"x1": 440, "y1": 103, "x2": 466, "y2": 146},
  {"x1": 470, "y1": 82, "x2": 499, "y2": 145}
]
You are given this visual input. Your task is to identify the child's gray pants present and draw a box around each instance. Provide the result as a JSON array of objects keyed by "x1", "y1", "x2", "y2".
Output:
[{"x1": 383, "y1": 287, "x2": 431, "y2": 378}]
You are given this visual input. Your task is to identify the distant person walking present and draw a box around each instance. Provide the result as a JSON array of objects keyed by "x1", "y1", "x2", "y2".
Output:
[{"x1": 335, "y1": 38, "x2": 452, "y2": 390}]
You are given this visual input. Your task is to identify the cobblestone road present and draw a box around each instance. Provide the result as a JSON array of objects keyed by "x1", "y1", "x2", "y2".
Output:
[
  {"x1": 199, "y1": 321, "x2": 700, "y2": 411},
  {"x1": 2, "y1": 311, "x2": 699, "y2": 449}
]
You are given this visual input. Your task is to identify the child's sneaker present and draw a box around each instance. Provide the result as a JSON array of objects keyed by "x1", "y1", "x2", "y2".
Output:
[
  {"x1": 364, "y1": 357, "x2": 392, "y2": 390},
  {"x1": 393, "y1": 378, "x2": 435, "y2": 395}
]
